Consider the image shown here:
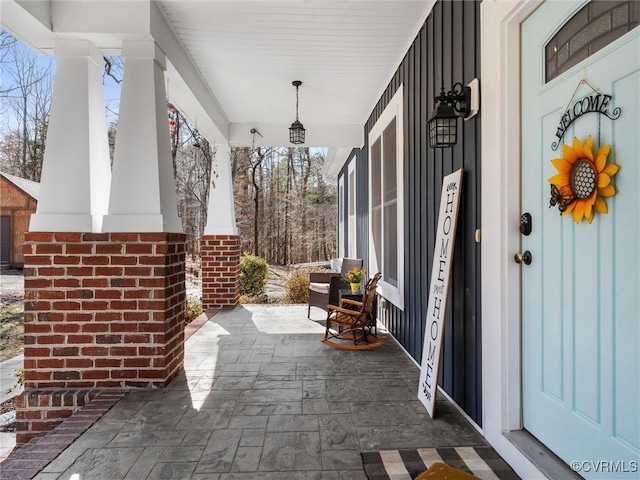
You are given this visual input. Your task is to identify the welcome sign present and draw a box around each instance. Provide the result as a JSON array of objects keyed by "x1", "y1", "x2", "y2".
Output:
[
  {"x1": 550, "y1": 78, "x2": 622, "y2": 151},
  {"x1": 418, "y1": 168, "x2": 463, "y2": 418},
  {"x1": 551, "y1": 93, "x2": 621, "y2": 150}
]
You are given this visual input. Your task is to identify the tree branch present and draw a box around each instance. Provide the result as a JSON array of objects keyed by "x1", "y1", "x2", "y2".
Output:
[{"x1": 103, "y1": 56, "x2": 122, "y2": 84}]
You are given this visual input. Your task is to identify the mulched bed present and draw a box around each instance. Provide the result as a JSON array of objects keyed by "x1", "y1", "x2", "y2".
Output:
[{"x1": 0, "y1": 397, "x2": 16, "y2": 432}]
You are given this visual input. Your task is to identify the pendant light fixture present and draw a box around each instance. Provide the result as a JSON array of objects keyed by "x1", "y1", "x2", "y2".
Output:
[{"x1": 289, "y1": 80, "x2": 305, "y2": 144}]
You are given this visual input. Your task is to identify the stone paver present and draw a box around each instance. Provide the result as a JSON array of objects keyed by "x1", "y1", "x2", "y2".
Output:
[{"x1": 7, "y1": 305, "x2": 488, "y2": 479}]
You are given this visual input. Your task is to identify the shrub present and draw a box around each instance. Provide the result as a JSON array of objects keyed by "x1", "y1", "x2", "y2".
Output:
[
  {"x1": 185, "y1": 296, "x2": 203, "y2": 323},
  {"x1": 240, "y1": 253, "x2": 269, "y2": 296},
  {"x1": 285, "y1": 266, "x2": 331, "y2": 304}
]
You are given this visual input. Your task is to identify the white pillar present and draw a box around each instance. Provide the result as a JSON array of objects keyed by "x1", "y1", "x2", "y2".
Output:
[
  {"x1": 102, "y1": 41, "x2": 182, "y2": 233},
  {"x1": 203, "y1": 145, "x2": 238, "y2": 235},
  {"x1": 29, "y1": 40, "x2": 111, "y2": 233}
]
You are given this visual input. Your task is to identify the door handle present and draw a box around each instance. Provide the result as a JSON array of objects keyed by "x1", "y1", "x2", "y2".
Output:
[{"x1": 514, "y1": 251, "x2": 532, "y2": 265}]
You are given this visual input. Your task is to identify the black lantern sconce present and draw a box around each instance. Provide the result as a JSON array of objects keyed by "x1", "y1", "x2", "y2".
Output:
[
  {"x1": 428, "y1": 79, "x2": 479, "y2": 148},
  {"x1": 289, "y1": 80, "x2": 305, "y2": 144}
]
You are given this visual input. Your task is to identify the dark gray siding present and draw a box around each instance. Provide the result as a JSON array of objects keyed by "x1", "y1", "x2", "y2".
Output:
[{"x1": 341, "y1": 0, "x2": 482, "y2": 424}]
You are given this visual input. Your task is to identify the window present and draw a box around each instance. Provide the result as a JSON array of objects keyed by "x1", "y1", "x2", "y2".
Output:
[
  {"x1": 348, "y1": 158, "x2": 357, "y2": 257},
  {"x1": 369, "y1": 86, "x2": 404, "y2": 309},
  {"x1": 338, "y1": 176, "x2": 345, "y2": 257},
  {"x1": 546, "y1": 0, "x2": 639, "y2": 82}
]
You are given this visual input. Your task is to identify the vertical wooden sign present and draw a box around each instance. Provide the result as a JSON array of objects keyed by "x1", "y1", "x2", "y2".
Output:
[{"x1": 418, "y1": 168, "x2": 463, "y2": 418}]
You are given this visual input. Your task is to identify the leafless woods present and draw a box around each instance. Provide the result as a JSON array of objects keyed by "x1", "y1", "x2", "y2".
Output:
[
  {"x1": 232, "y1": 146, "x2": 336, "y2": 265},
  {"x1": 0, "y1": 33, "x2": 337, "y2": 267}
]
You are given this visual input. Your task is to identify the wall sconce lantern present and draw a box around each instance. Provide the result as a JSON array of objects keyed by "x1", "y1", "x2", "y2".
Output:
[
  {"x1": 289, "y1": 80, "x2": 305, "y2": 144},
  {"x1": 428, "y1": 80, "x2": 479, "y2": 148}
]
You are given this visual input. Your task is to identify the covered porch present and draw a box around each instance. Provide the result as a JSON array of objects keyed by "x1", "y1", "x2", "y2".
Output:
[
  {"x1": 0, "y1": 305, "x2": 516, "y2": 479},
  {"x1": 0, "y1": 0, "x2": 441, "y2": 443}
]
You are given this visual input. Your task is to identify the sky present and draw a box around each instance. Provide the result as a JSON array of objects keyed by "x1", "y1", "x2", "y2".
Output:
[{"x1": 1, "y1": 32, "x2": 122, "y2": 132}]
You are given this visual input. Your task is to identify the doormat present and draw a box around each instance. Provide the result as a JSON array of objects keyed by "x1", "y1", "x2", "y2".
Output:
[{"x1": 361, "y1": 446, "x2": 520, "y2": 480}]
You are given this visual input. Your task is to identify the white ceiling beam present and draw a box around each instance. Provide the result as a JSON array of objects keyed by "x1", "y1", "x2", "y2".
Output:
[
  {"x1": 51, "y1": 1, "x2": 150, "y2": 38},
  {"x1": 4, "y1": 0, "x2": 151, "y2": 53},
  {"x1": 150, "y1": 2, "x2": 230, "y2": 144},
  {"x1": 1, "y1": 0, "x2": 55, "y2": 51}
]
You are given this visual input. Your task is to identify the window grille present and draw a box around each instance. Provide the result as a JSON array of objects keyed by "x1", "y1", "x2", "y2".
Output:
[{"x1": 546, "y1": 1, "x2": 639, "y2": 82}]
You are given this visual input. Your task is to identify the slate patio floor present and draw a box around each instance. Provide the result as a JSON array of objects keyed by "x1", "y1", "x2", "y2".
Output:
[{"x1": 29, "y1": 305, "x2": 487, "y2": 480}]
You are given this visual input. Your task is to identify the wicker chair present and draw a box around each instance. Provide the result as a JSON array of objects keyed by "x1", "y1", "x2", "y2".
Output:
[{"x1": 307, "y1": 258, "x2": 362, "y2": 319}]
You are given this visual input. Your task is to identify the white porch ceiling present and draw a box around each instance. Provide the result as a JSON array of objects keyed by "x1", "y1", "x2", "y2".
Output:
[
  {"x1": 156, "y1": 1, "x2": 433, "y2": 147},
  {"x1": 2, "y1": 0, "x2": 435, "y2": 148}
]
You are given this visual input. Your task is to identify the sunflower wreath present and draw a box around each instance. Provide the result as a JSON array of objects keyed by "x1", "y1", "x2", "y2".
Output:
[{"x1": 548, "y1": 135, "x2": 618, "y2": 224}]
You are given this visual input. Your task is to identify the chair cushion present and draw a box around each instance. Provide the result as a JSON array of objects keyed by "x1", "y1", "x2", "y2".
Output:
[{"x1": 309, "y1": 282, "x2": 331, "y2": 294}]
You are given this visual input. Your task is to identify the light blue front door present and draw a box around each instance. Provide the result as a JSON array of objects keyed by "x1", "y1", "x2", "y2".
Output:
[{"x1": 521, "y1": 2, "x2": 639, "y2": 477}]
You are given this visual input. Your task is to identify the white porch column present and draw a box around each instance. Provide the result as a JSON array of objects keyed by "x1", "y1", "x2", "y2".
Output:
[
  {"x1": 201, "y1": 145, "x2": 239, "y2": 310},
  {"x1": 102, "y1": 41, "x2": 182, "y2": 233},
  {"x1": 203, "y1": 145, "x2": 237, "y2": 235},
  {"x1": 29, "y1": 40, "x2": 111, "y2": 233}
]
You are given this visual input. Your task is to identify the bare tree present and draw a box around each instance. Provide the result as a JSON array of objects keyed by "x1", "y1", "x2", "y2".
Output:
[
  {"x1": 249, "y1": 147, "x2": 269, "y2": 256},
  {"x1": 103, "y1": 56, "x2": 123, "y2": 85},
  {"x1": 232, "y1": 146, "x2": 336, "y2": 265},
  {"x1": 0, "y1": 34, "x2": 52, "y2": 180},
  {"x1": 167, "y1": 105, "x2": 216, "y2": 258},
  {"x1": 0, "y1": 30, "x2": 19, "y2": 96}
]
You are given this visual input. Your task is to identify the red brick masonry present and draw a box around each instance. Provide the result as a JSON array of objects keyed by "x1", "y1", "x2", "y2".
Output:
[
  {"x1": 201, "y1": 235, "x2": 240, "y2": 310},
  {"x1": 14, "y1": 389, "x2": 99, "y2": 445},
  {"x1": 18, "y1": 232, "x2": 186, "y2": 444},
  {"x1": 2, "y1": 390, "x2": 127, "y2": 479}
]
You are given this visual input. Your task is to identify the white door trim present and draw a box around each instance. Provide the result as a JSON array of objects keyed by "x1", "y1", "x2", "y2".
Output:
[{"x1": 480, "y1": 1, "x2": 547, "y2": 478}]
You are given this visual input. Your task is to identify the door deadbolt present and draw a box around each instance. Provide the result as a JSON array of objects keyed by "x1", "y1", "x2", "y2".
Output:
[
  {"x1": 520, "y1": 213, "x2": 532, "y2": 236},
  {"x1": 514, "y1": 251, "x2": 532, "y2": 265}
]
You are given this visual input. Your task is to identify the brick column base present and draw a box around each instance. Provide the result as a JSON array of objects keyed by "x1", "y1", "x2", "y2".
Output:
[
  {"x1": 19, "y1": 232, "x2": 186, "y2": 444},
  {"x1": 9, "y1": 389, "x2": 127, "y2": 463},
  {"x1": 15, "y1": 388, "x2": 101, "y2": 445},
  {"x1": 201, "y1": 235, "x2": 240, "y2": 310}
]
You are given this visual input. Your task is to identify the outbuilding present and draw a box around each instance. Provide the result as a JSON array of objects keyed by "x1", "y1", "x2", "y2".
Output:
[{"x1": 0, "y1": 172, "x2": 39, "y2": 268}]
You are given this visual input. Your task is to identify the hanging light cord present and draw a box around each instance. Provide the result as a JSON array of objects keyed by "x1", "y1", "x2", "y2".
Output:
[{"x1": 295, "y1": 84, "x2": 300, "y2": 121}]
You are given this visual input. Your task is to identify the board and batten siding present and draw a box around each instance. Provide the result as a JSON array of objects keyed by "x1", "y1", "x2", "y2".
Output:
[{"x1": 340, "y1": 0, "x2": 481, "y2": 424}]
